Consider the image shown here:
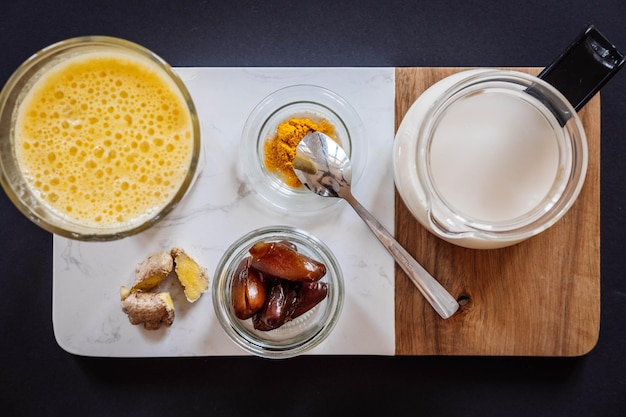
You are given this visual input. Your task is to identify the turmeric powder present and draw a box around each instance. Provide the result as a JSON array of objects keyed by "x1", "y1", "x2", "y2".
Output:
[{"x1": 263, "y1": 117, "x2": 336, "y2": 187}]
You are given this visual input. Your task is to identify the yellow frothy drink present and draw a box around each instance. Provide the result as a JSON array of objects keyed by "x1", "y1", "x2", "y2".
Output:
[{"x1": 14, "y1": 50, "x2": 195, "y2": 231}]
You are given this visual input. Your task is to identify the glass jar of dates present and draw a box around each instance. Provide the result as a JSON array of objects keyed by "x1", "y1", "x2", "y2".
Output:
[{"x1": 212, "y1": 226, "x2": 344, "y2": 359}]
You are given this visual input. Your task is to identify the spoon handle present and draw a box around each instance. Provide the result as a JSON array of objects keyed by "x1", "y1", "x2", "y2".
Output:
[{"x1": 343, "y1": 193, "x2": 459, "y2": 319}]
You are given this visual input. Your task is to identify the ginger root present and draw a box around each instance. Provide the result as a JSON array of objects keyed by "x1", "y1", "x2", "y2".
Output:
[
  {"x1": 171, "y1": 247, "x2": 209, "y2": 303},
  {"x1": 120, "y1": 287, "x2": 175, "y2": 330},
  {"x1": 131, "y1": 251, "x2": 174, "y2": 292},
  {"x1": 120, "y1": 247, "x2": 209, "y2": 330}
]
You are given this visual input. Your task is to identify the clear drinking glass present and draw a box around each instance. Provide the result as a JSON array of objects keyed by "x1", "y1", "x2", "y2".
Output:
[{"x1": 0, "y1": 36, "x2": 201, "y2": 240}]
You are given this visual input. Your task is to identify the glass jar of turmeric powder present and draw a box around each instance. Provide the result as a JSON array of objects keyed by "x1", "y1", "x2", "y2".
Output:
[{"x1": 240, "y1": 84, "x2": 366, "y2": 214}]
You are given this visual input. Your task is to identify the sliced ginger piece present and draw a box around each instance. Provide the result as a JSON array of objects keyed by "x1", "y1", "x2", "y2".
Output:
[
  {"x1": 171, "y1": 247, "x2": 209, "y2": 303},
  {"x1": 120, "y1": 286, "x2": 175, "y2": 330},
  {"x1": 131, "y1": 251, "x2": 174, "y2": 292}
]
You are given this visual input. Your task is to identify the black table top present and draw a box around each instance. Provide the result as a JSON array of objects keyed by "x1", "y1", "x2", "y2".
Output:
[{"x1": 2, "y1": 1, "x2": 625, "y2": 416}]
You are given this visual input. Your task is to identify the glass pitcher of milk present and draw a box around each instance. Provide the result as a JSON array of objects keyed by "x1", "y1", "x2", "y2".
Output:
[{"x1": 394, "y1": 25, "x2": 624, "y2": 249}]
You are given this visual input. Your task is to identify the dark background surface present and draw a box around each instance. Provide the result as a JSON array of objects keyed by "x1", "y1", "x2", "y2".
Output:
[{"x1": 1, "y1": 1, "x2": 625, "y2": 415}]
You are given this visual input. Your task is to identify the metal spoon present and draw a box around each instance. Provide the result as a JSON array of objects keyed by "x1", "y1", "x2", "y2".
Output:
[{"x1": 293, "y1": 131, "x2": 459, "y2": 319}]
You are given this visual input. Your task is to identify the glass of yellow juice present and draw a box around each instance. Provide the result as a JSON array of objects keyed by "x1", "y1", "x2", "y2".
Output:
[{"x1": 0, "y1": 36, "x2": 200, "y2": 240}]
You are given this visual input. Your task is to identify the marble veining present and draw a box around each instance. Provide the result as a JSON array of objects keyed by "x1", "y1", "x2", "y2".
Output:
[{"x1": 52, "y1": 67, "x2": 396, "y2": 357}]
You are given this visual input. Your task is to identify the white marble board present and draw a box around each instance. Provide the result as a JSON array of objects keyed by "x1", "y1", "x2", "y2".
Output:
[{"x1": 52, "y1": 67, "x2": 396, "y2": 357}]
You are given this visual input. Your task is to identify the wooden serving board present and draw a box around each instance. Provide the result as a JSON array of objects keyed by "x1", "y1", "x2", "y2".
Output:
[{"x1": 394, "y1": 67, "x2": 600, "y2": 356}]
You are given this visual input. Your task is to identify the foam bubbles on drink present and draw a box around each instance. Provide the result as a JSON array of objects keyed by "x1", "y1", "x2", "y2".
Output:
[{"x1": 15, "y1": 52, "x2": 194, "y2": 228}]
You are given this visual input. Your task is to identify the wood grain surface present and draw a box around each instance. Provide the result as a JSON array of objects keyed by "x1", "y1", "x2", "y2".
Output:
[{"x1": 394, "y1": 67, "x2": 600, "y2": 356}]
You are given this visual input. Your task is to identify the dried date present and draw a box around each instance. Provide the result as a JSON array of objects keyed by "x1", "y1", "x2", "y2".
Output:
[
  {"x1": 231, "y1": 257, "x2": 267, "y2": 320},
  {"x1": 292, "y1": 281, "x2": 328, "y2": 319},
  {"x1": 252, "y1": 279, "x2": 299, "y2": 331},
  {"x1": 248, "y1": 241, "x2": 326, "y2": 282}
]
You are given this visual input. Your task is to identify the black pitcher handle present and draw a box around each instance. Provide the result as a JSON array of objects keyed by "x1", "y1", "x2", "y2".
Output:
[{"x1": 538, "y1": 24, "x2": 624, "y2": 112}]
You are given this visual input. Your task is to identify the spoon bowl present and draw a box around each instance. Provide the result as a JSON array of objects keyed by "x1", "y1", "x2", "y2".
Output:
[{"x1": 294, "y1": 131, "x2": 459, "y2": 319}]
